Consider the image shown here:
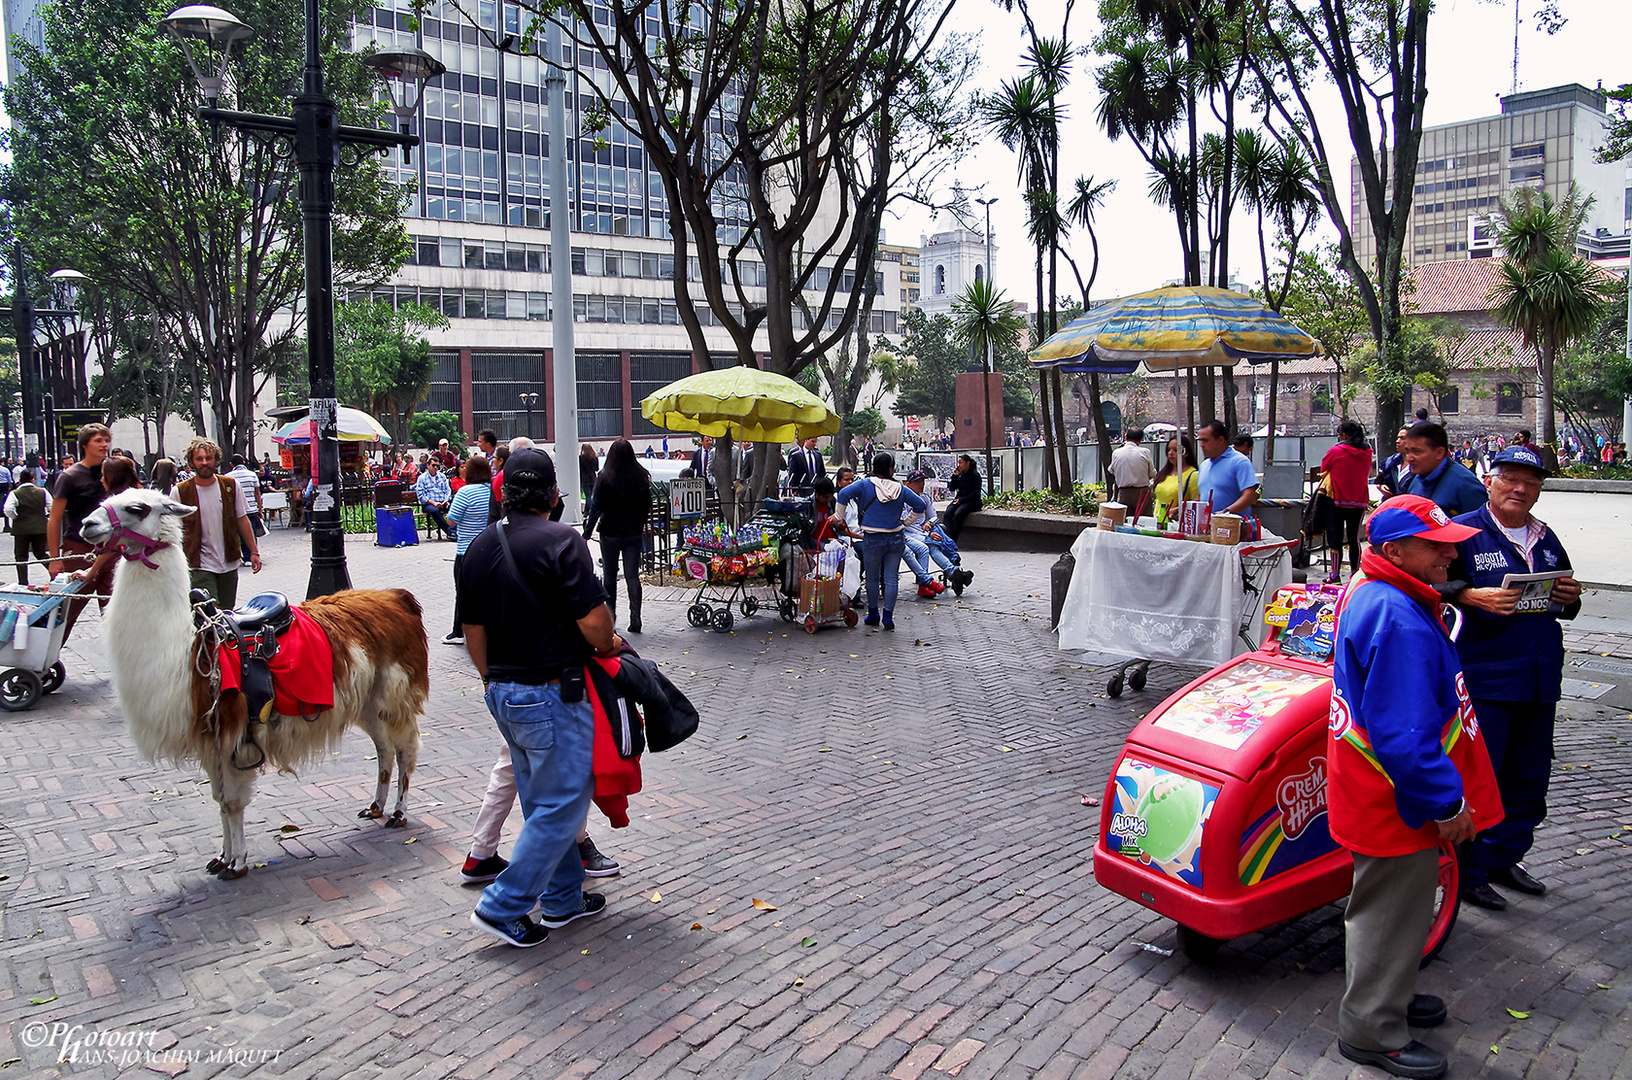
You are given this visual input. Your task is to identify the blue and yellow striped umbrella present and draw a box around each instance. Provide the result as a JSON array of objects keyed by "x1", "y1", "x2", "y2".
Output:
[{"x1": 1031, "y1": 286, "x2": 1319, "y2": 372}]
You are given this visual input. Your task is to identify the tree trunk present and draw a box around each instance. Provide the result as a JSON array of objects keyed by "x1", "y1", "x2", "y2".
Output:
[
  {"x1": 1036, "y1": 371, "x2": 1052, "y2": 488},
  {"x1": 1539, "y1": 336, "x2": 1557, "y2": 467},
  {"x1": 1049, "y1": 368, "x2": 1070, "y2": 492},
  {"x1": 981, "y1": 341, "x2": 996, "y2": 497},
  {"x1": 1089, "y1": 372, "x2": 1113, "y2": 488},
  {"x1": 1197, "y1": 364, "x2": 1216, "y2": 422},
  {"x1": 1221, "y1": 367, "x2": 1238, "y2": 434}
]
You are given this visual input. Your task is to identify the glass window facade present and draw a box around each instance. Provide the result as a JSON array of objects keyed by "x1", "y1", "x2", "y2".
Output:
[
  {"x1": 576, "y1": 351, "x2": 624, "y2": 438},
  {"x1": 471, "y1": 351, "x2": 543, "y2": 435}
]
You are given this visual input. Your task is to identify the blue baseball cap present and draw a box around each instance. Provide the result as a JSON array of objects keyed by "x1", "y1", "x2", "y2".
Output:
[
  {"x1": 1488, "y1": 445, "x2": 1550, "y2": 476},
  {"x1": 1367, "y1": 495, "x2": 1480, "y2": 545}
]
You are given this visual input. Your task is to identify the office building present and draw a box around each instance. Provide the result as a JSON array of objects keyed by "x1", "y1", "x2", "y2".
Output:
[
  {"x1": 354, "y1": 0, "x2": 905, "y2": 445},
  {"x1": 1352, "y1": 82, "x2": 1629, "y2": 267}
]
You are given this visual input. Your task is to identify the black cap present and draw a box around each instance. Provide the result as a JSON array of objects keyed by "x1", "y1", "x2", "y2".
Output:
[{"x1": 503, "y1": 447, "x2": 558, "y2": 490}]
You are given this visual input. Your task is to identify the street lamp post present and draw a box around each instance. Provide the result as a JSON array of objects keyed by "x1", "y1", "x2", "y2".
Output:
[
  {"x1": 161, "y1": 3, "x2": 442, "y2": 598},
  {"x1": 519, "y1": 392, "x2": 539, "y2": 438},
  {"x1": 6, "y1": 245, "x2": 78, "y2": 467}
]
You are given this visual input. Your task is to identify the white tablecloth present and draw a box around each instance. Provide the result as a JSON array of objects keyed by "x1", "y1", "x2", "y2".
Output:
[{"x1": 1057, "y1": 525, "x2": 1293, "y2": 667}]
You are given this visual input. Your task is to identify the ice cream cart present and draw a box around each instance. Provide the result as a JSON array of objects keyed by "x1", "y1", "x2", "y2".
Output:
[
  {"x1": 0, "y1": 578, "x2": 85, "y2": 711},
  {"x1": 1092, "y1": 583, "x2": 1462, "y2": 962}
]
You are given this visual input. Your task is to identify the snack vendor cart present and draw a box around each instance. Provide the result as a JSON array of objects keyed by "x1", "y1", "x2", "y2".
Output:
[
  {"x1": 678, "y1": 513, "x2": 797, "y2": 632},
  {"x1": 1056, "y1": 519, "x2": 1297, "y2": 696},
  {"x1": 0, "y1": 578, "x2": 85, "y2": 711},
  {"x1": 1091, "y1": 584, "x2": 1462, "y2": 963}
]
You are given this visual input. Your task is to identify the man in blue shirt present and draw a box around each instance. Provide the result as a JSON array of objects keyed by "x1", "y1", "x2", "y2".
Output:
[
  {"x1": 1399, "y1": 421, "x2": 1486, "y2": 516},
  {"x1": 1445, "y1": 445, "x2": 1581, "y2": 912},
  {"x1": 1196, "y1": 420, "x2": 1259, "y2": 520},
  {"x1": 415, "y1": 460, "x2": 456, "y2": 540}
]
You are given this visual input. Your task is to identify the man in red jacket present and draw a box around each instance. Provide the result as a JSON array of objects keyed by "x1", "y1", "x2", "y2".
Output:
[{"x1": 1329, "y1": 495, "x2": 1503, "y2": 1079}]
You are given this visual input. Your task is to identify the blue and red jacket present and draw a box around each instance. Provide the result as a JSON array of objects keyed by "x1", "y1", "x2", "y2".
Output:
[{"x1": 1328, "y1": 570, "x2": 1503, "y2": 857}]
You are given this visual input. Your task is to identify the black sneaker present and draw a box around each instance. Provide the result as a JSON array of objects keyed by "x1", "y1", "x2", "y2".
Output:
[
  {"x1": 442, "y1": 632, "x2": 465, "y2": 646},
  {"x1": 579, "y1": 837, "x2": 621, "y2": 878},
  {"x1": 461, "y1": 853, "x2": 509, "y2": 883},
  {"x1": 955, "y1": 568, "x2": 974, "y2": 588},
  {"x1": 469, "y1": 909, "x2": 549, "y2": 947},
  {"x1": 540, "y1": 892, "x2": 607, "y2": 928}
]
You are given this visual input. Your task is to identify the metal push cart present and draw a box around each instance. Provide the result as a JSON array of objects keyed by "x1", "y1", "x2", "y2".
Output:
[
  {"x1": 778, "y1": 547, "x2": 858, "y2": 634},
  {"x1": 0, "y1": 579, "x2": 85, "y2": 712},
  {"x1": 680, "y1": 511, "x2": 801, "y2": 633},
  {"x1": 1104, "y1": 537, "x2": 1300, "y2": 697}
]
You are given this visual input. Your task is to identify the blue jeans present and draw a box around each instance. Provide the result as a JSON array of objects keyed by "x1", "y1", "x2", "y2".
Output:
[
  {"x1": 902, "y1": 533, "x2": 954, "y2": 584},
  {"x1": 861, "y1": 532, "x2": 906, "y2": 614},
  {"x1": 476, "y1": 681, "x2": 593, "y2": 922}
]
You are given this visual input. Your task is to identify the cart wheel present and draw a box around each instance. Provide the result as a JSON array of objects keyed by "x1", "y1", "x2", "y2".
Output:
[
  {"x1": 1107, "y1": 676, "x2": 1124, "y2": 699},
  {"x1": 686, "y1": 603, "x2": 710, "y2": 628},
  {"x1": 0, "y1": 668, "x2": 43, "y2": 712},
  {"x1": 779, "y1": 598, "x2": 796, "y2": 623},
  {"x1": 740, "y1": 596, "x2": 760, "y2": 618},
  {"x1": 711, "y1": 608, "x2": 734, "y2": 633},
  {"x1": 843, "y1": 608, "x2": 858, "y2": 628},
  {"x1": 41, "y1": 661, "x2": 66, "y2": 694},
  {"x1": 1129, "y1": 668, "x2": 1147, "y2": 692},
  {"x1": 1178, "y1": 924, "x2": 1224, "y2": 962},
  {"x1": 1422, "y1": 841, "x2": 1461, "y2": 968},
  {"x1": 804, "y1": 614, "x2": 818, "y2": 634}
]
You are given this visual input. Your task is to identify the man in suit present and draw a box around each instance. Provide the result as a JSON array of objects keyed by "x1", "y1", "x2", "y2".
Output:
[
  {"x1": 689, "y1": 436, "x2": 716, "y2": 490},
  {"x1": 787, "y1": 436, "x2": 826, "y2": 497}
]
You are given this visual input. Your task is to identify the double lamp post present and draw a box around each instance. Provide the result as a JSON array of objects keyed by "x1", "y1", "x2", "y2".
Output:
[{"x1": 159, "y1": 2, "x2": 444, "y2": 597}]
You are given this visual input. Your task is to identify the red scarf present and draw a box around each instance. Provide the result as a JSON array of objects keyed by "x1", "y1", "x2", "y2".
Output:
[{"x1": 1351, "y1": 549, "x2": 1448, "y2": 634}]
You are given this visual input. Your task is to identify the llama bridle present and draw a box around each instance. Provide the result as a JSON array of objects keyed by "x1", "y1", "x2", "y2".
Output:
[{"x1": 104, "y1": 506, "x2": 171, "y2": 570}]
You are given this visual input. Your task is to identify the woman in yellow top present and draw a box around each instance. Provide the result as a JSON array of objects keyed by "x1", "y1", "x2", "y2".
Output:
[{"x1": 1152, "y1": 434, "x2": 1199, "y2": 522}]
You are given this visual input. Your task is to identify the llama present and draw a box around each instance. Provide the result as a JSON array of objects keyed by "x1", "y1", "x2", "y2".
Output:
[{"x1": 81, "y1": 489, "x2": 429, "y2": 879}]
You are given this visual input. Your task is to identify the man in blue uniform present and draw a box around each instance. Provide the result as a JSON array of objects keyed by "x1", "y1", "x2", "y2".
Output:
[
  {"x1": 1445, "y1": 445, "x2": 1581, "y2": 910},
  {"x1": 1399, "y1": 421, "x2": 1486, "y2": 516}
]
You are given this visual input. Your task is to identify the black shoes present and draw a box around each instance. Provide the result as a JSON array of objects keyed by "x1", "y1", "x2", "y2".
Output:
[
  {"x1": 540, "y1": 892, "x2": 607, "y2": 928},
  {"x1": 1337, "y1": 1039, "x2": 1447, "y2": 1079},
  {"x1": 1407, "y1": 994, "x2": 1446, "y2": 1028},
  {"x1": 1490, "y1": 864, "x2": 1547, "y2": 895},
  {"x1": 1460, "y1": 882, "x2": 1508, "y2": 911},
  {"x1": 461, "y1": 853, "x2": 509, "y2": 883},
  {"x1": 469, "y1": 909, "x2": 548, "y2": 947}
]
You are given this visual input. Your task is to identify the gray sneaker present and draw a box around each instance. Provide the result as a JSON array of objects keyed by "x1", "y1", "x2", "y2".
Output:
[
  {"x1": 540, "y1": 892, "x2": 607, "y2": 928},
  {"x1": 579, "y1": 836, "x2": 621, "y2": 878}
]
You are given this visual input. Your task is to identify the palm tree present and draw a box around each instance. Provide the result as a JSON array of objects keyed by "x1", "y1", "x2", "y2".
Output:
[
  {"x1": 1488, "y1": 185, "x2": 1613, "y2": 462},
  {"x1": 953, "y1": 278, "x2": 1026, "y2": 495},
  {"x1": 1063, "y1": 175, "x2": 1117, "y2": 484},
  {"x1": 1237, "y1": 131, "x2": 1320, "y2": 460}
]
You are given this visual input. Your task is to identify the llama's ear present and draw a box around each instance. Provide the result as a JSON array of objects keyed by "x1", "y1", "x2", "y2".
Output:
[{"x1": 159, "y1": 497, "x2": 197, "y2": 518}]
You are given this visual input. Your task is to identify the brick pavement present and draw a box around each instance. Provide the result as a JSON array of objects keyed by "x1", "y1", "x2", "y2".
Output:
[{"x1": 0, "y1": 524, "x2": 1627, "y2": 1078}]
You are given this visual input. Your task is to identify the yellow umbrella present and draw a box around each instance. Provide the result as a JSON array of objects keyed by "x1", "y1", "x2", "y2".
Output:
[{"x1": 640, "y1": 366, "x2": 839, "y2": 442}]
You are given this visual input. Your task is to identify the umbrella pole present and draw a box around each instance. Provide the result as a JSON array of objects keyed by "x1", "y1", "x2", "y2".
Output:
[
  {"x1": 1186, "y1": 368, "x2": 1196, "y2": 437},
  {"x1": 1266, "y1": 359, "x2": 1280, "y2": 464}
]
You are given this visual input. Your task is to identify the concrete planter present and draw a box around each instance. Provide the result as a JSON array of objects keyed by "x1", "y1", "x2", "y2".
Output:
[
  {"x1": 1545, "y1": 478, "x2": 1632, "y2": 494},
  {"x1": 956, "y1": 508, "x2": 1096, "y2": 554}
]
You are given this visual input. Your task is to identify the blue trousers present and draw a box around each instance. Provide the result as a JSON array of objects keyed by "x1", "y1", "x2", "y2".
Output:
[
  {"x1": 1462, "y1": 698, "x2": 1555, "y2": 886},
  {"x1": 860, "y1": 532, "x2": 906, "y2": 615},
  {"x1": 902, "y1": 533, "x2": 954, "y2": 584},
  {"x1": 475, "y1": 681, "x2": 593, "y2": 922}
]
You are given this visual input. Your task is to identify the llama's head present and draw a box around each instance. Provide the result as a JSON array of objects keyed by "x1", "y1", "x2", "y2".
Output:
[{"x1": 81, "y1": 489, "x2": 194, "y2": 564}]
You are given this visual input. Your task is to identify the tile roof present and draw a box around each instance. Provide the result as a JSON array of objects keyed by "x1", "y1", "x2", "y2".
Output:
[{"x1": 1408, "y1": 259, "x2": 1506, "y2": 315}]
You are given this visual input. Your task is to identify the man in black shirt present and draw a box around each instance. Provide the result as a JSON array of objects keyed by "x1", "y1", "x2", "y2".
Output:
[
  {"x1": 47, "y1": 422, "x2": 114, "y2": 639},
  {"x1": 460, "y1": 447, "x2": 623, "y2": 947}
]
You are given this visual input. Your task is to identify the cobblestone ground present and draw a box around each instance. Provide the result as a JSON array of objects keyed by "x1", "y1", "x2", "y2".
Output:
[{"x1": 0, "y1": 524, "x2": 1627, "y2": 1079}]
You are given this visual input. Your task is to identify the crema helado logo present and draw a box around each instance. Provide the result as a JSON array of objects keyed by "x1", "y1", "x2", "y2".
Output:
[{"x1": 1276, "y1": 756, "x2": 1328, "y2": 840}]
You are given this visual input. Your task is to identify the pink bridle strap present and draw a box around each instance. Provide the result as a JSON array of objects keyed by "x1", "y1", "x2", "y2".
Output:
[{"x1": 105, "y1": 506, "x2": 171, "y2": 570}]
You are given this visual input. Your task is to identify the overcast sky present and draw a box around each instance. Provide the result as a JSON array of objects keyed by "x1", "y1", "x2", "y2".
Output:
[{"x1": 886, "y1": 0, "x2": 1629, "y2": 302}]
